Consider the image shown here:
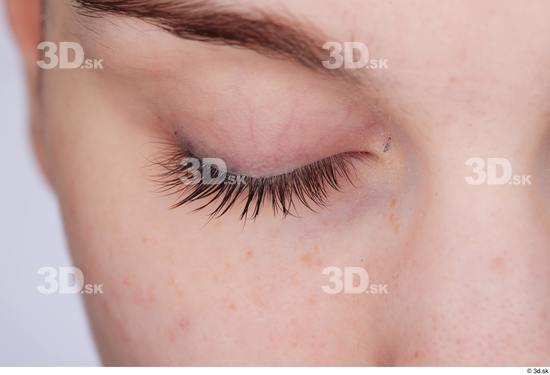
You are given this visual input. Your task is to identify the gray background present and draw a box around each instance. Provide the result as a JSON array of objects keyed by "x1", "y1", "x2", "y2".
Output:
[{"x1": 0, "y1": 2, "x2": 99, "y2": 366}]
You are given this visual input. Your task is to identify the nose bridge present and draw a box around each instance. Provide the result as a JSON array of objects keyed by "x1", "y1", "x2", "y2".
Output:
[
  {"x1": 388, "y1": 141, "x2": 550, "y2": 364},
  {"x1": 427, "y1": 158, "x2": 539, "y2": 255},
  {"x1": 409, "y1": 109, "x2": 546, "y2": 258}
]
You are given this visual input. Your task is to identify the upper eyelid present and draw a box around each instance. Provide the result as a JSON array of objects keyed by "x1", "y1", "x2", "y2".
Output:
[
  {"x1": 185, "y1": 149, "x2": 365, "y2": 180},
  {"x1": 151, "y1": 139, "x2": 366, "y2": 219}
]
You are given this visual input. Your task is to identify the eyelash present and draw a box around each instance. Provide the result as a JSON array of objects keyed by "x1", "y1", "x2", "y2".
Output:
[{"x1": 150, "y1": 140, "x2": 363, "y2": 220}]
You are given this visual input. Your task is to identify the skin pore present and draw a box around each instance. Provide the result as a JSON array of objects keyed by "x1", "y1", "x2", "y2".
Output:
[{"x1": 7, "y1": 0, "x2": 550, "y2": 365}]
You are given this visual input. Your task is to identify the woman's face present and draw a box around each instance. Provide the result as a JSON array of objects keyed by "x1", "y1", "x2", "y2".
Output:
[{"x1": 9, "y1": 0, "x2": 550, "y2": 365}]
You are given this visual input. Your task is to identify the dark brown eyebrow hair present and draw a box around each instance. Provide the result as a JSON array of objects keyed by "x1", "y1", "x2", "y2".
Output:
[{"x1": 72, "y1": 0, "x2": 358, "y2": 82}]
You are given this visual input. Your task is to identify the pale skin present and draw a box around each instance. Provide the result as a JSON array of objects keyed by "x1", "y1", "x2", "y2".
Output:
[{"x1": 7, "y1": 0, "x2": 550, "y2": 365}]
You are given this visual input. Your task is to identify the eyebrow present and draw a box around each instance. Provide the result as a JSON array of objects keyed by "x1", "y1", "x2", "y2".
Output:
[{"x1": 72, "y1": 0, "x2": 358, "y2": 82}]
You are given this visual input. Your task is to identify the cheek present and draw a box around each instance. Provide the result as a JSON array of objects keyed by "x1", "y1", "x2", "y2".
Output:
[{"x1": 59, "y1": 193, "x2": 367, "y2": 364}]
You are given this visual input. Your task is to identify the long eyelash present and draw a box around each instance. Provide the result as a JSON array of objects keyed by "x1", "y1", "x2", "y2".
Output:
[{"x1": 149, "y1": 141, "x2": 362, "y2": 220}]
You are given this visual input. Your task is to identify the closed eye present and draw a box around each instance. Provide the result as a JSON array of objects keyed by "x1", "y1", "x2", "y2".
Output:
[{"x1": 149, "y1": 140, "x2": 367, "y2": 220}]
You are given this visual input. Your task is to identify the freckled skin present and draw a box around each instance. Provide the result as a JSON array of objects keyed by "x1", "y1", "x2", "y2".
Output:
[
  {"x1": 300, "y1": 249, "x2": 323, "y2": 267},
  {"x1": 8, "y1": 0, "x2": 550, "y2": 366}
]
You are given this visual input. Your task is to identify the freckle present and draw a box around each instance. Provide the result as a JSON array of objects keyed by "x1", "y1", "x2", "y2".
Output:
[
  {"x1": 414, "y1": 350, "x2": 422, "y2": 359},
  {"x1": 390, "y1": 198, "x2": 396, "y2": 208},
  {"x1": 178, "y1": 318, "x2": 190, "y2": 331},
  {"x1": 169, "y1": 276, "x2": 184, "y2": 297},
  {"x1": 489, "y1": 257, "x2": 506, "y2": 272},
  {"x1": 388, "y1": 213, "x2": 400, "y2": 233},
  {"x1": 228, "y1": 302, "x2": 237, "y2": 311},
  {"x1": 307, "y1": 296, "x2": 317, "y2": 305},
  {"x1": 301, "y1": 253, "x2": 312, "y2": 265},
  {"x1": 168, "y1": 331, "x2": 176, "y2": 343},
  {"x1": 245, "y1": 249, "x2": 254, "y2": 259},
  {"x1": 301, "y1": 252, "x2": 323, "y2": 267},
  {"x1": 142, "y1": 237, "x2": 149, "y2": 244},
  {"x1": 122, "y1": 276, "x2": 131, "y2": 287}
]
